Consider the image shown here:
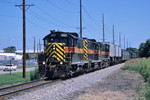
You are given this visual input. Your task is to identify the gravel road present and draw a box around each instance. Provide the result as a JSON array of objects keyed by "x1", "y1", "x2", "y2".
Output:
[{"x1": 8, "y1": 63, "x2": 126, "y2": 100}]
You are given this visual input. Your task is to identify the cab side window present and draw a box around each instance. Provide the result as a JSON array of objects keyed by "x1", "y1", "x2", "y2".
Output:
[{"x1": 68, "y1": 38, "x2": 73, "y2": 46}]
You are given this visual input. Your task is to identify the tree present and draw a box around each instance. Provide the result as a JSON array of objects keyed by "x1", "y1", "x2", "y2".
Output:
[
  {"x1": 3, "y1": 46, "x2": 16, "y2": 53},
  {"x1": 139, "y1": 43, "x2": 145, "y2": 57},
  {"x1": 126, "y1": 47, "x2": 138, "y2": 54},
  {"x1": 138, "y1": 39, "x2": 150, "y2": 57},
  {"x1": 26, "y1": 53, "x2": 31, "y2": 59},
  {"x1": 144, "y1": 39, "x2": 150, "y2": 57}
]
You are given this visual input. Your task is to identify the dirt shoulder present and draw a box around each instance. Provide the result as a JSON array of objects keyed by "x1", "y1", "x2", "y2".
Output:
[{"x1": 73, "y1": 69, "x2": 145, "y2": 100}]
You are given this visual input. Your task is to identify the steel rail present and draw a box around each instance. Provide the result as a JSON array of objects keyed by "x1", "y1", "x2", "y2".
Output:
[
  {"x1": 0, "y1": 78, "x2": 46, "y2": 92},
  {"x1": 0, "y1": 79, "x2": 61, "y2": 100}
]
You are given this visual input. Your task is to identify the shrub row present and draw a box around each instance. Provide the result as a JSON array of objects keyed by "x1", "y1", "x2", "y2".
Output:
[{"x1": 122, "y1": 58, "x2": 150, "y2": 100}]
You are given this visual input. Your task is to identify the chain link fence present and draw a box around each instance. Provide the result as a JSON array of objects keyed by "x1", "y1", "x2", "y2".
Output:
[{"x1": 0, "y1": 59, "x2": 37, "y2": 69}]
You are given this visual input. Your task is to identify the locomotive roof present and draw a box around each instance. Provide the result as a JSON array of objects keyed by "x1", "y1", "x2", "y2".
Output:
[
  {"x1": 83, "y1": 37, "x2": 97, "y2": 42},
  {"x1": 43, "y1": 31, "x2": 79, "y2": 40},
  {"x1": 88, "y1": 39, "x2": 96, "y2": 42},
  {"x1": 43, "y1": 31, "x2": 97, "y2": 43}
]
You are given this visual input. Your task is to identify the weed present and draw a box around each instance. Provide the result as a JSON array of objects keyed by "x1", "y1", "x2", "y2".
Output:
[
  {"x1": 30, "y1": 69, "x2": 41, "y2": 81},
  {"x1": 122, "y1": 58, "x2": 150, "y2": 100}
]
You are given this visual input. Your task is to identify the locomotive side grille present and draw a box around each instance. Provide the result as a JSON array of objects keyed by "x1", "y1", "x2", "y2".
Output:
[
  {"x1": 83, "y1": 40, "x2": 88, "y2": 60},
  {"x1": 46, "y1": 43, "x2": 65, "y2": 61}
]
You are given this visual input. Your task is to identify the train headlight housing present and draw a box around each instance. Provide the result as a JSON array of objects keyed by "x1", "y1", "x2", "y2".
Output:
[
  {"x1": 60, "y1": 62, "x2": 63, "y2": 65},
  {"x1": 43, "y1": 61, "x2": 46, "y2": 65},
  {"x1": 53, "y1": 45, "x2": 56, "y2": 50}
]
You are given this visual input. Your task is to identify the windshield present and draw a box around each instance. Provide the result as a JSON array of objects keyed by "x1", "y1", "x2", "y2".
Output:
[
  {"x1": 6, "y1": 65, "x2": 12, "y2": 66},
  {"x1": 45, "y1": 37, "x2": 68, "y2": 45}
]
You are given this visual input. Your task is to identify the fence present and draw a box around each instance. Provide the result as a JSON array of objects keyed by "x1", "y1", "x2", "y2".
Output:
[{"x1": 0, "y1": 59, "x2": 37, "y2": 67}]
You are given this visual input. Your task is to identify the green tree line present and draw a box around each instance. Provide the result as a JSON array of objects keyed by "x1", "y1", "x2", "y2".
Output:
[
  {"x1": 139, "y1": 39, "x2": 150, "y2": 57},
  {"x1": 3, "y1": 46, "x2": 16, "y2": 53},
  {"x1": 3, "y1": 46, "x2": 31, "y2": 59}
]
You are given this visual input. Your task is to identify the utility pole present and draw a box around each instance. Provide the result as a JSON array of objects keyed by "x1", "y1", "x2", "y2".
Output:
[
  {"x1": 103, "y1": 13, "x2": 105, "y2": 42},
  {"x1": 15, "y1": 0, "x2": 34, "y2": 78},
  {"x1": 127, "y1": 39, "x2": 128, "y2": 49},
  {"x1": 119, "y1": 32, "x2": 121, "y2": 48},
  {"x1": 37, "y1": 44, "x2": 38, "y2": 63},
  {"x1": 34, "y1": 37, "x2": 35, "y2": 61},
  {"x1": 80, "y1": 0, "x2": 82, "y2": 38},
  {"x1": 113, "y1": 24, "x2": 115, "y2": 44},
  {"x1": 124, "y1": 35, "x2": 125, "y2": 50},
  {"x1": 39, "y1": 39, "x2": 41, "y2": 52},
  {"x1": 23, "y1": 0, "x2": 26, "y2": 78}
]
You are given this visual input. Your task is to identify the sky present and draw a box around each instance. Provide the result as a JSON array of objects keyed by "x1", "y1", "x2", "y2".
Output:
[{"x1": 0, "y1": 0, "x2": 150, "y2": 50}]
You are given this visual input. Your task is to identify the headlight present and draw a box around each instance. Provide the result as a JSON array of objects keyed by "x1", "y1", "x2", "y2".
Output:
[
  {"x1": 43, "y1": 62, "x2": 45, "y2": 65},
  {"x1": 53, "y1": 45, "x2": 56, "y2": 50},
  {"x1": 60, "y1": 62, "x2": 63, "y2": 65}
]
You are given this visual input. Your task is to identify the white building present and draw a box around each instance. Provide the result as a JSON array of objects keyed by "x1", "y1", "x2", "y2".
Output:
[
  {"x1": 16, "y1": 50, "x2": 43, "y2": 59},
  {"x1": 0, "y1": 49, "x2": 43, "y2": 60},
  {"x1": 0, "y1": 53, "x2": 22, "y2": 60}
]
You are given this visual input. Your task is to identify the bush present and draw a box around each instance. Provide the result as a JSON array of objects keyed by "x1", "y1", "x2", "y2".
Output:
[
  {"x1": 30, "y1": 69, "x2": 41, "y2": 81},
  {"x1": 122, "y1": 58, "x2": 150, "y2": 100},
  {"x1": 145, "y1": 84, "x2": 150, "y2": 100}
]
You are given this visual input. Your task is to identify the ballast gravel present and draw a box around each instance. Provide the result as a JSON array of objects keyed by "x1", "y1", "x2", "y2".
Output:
[{"x1": 9, "y1": 64, "x2": 125, "y2": 100}]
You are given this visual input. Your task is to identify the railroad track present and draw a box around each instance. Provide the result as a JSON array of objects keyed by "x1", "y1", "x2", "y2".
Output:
[{"x1": 0, "y1": 79, "x2": 61, "y2": 100}]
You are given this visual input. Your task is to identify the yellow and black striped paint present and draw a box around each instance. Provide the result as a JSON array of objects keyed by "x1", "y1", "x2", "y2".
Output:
[
  {"x1": 83, "y1": 39, "x2": 88, "y2": 60},
  {"x1": 46, "y1": 43, "x2": 65, "y2": 61}
]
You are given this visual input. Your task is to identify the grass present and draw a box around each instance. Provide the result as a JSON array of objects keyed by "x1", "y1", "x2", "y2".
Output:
[
  {"x1": 0, "y1": 72, "x2": 30, "y2": 87},
  {"x1": 17, "y1": 66, "x2": 37, "y2": 69},
  {"x1": 135, "y1": 85, "x2": 143, "y2": 93},
  {"x1": 0, "y1": 69, "x2": 41, "y2": 88},
  {"x1": 122, "y1": 58, "x2": 150, "y2": 100}
]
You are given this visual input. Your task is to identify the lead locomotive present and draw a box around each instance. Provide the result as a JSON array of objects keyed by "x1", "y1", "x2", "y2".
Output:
[{"x1": 38, "y1": 30, "x2": 131, "y2": 78}]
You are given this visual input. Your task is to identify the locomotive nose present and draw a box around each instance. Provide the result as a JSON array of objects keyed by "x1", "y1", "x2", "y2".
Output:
[{"x1": 46, "y1": 43, "x2": 65, "y2": 62}]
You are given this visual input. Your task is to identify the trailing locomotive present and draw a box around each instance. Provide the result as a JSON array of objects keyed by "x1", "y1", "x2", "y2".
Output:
[{"x1": 38, "y1": 30, "x2": 132, "y2": 78}]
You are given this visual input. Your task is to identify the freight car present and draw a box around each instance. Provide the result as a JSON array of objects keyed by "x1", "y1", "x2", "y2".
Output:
[
  {"x1": 121, "y1": 49, "x2": 132, "y2": 62},
  {"x1": 105, "y1": 42, "x2": 122, "y2": 65},
  {"x1": 38, "y1": 30, "x2": 132, "y2": 78}
]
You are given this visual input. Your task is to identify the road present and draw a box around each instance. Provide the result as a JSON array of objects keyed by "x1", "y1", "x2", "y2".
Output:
[{"x1": 0, "y1": 68, "x2": 36, "y2": 75}]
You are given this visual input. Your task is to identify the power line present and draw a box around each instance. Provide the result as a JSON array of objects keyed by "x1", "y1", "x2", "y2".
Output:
[
  {"x1": 27, "y1": 19, "x2": 50, "y2": 30},
  {"x1": 105, "y1": 25, "x2": 111, "y2": 42},
  {"x1": 65, "y1": 0, "x2": 79, "y2": 7},
  {"x1": 82, "y1": 6, "x2": 100, "y2": 26},
  {"x1": 0, "y1": 15, "x2": 21, "y2": 18},
  {"x1": 82, "y1": 19, "x2": 99, "y2": 40},
  {"x1": 28, "y1": 9, "x2": 74, "y2": 29},
  {"x1": 35, "y1": 6, "x2": 75, "y2": 28},
  {"x1": 82, "y1": 17, "x2": 99, "y2": 31},
  {"x1": 0, "y1": 0, "x2": 21, "y2": 4},
  {"x1": 84, "y1": 28, "x2": 98, "y2": 40},
  {"x1": 46, "y1": 0, "x2": 78, "y2": 13}
]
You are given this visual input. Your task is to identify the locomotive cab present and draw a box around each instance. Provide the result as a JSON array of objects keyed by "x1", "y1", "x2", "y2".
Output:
[
  {"x1": 43, "y1": 31, "x2": 70, "y2": 66},
  {"x1": 40, "y1": 31, "x2": 79, "y2": 78}
]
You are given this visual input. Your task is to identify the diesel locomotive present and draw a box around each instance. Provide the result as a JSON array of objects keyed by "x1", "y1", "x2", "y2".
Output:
[{"x1": 38, "y1": 30, "x2": 131, "y2": 78}]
